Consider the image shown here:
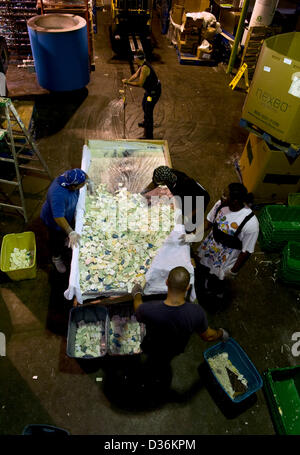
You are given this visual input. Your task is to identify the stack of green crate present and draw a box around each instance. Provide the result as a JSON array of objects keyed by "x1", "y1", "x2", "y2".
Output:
[
  {"x1": 258, "y1": 205, "x2": 300, "y2": 251},
  {"x1": 278, "y1": 241, "x2": 300, "y2": 285}
]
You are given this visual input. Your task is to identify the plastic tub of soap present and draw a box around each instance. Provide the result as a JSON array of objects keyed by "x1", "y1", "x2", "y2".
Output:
[
  {"x1": 107, "y1": 302, "x2": 146, "y2": 356},
  {"x1": 67, "y1": 304, "x2": 109, "y2": 359},
  {"x1": 203, "y1": 338, "x2": 263, "y2": 403},
  {"x1": 0, "y1": 231, "x2": 36, "y2": 281}
]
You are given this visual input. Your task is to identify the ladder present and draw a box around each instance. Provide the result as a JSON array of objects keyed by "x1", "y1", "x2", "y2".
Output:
[{"x1": 0, "y1": 96, "x2": 52, "y2": 223}]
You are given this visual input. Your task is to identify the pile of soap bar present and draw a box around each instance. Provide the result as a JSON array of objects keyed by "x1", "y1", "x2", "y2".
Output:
[
  {"x1": 74, "y1": 320, "x2": 106, "y2": 358},
  {"x1": 207, "y1": 352, "x2": 248, "y2": 399},
  {"x1": 109, "y1": 315, "x2": 143, "y2": 355},
  {"x1": 9, "y1": 248, "x2": 32, "y2": 270},
  {"x1": 79, "y1": 183, "x2": 174, "y2": 294}
]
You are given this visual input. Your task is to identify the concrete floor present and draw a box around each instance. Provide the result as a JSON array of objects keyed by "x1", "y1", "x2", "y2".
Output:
[{"x1": 0, "y1": 7, "x2": 300, "y2": 436}]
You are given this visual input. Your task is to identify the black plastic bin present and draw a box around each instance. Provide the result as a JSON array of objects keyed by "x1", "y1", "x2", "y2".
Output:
[{"x1": 66, "y1": 304, "x2": 109, "y2": 359}]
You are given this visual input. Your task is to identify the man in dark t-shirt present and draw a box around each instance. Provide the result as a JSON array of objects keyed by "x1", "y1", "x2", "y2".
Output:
[
  {"x1": 133, "y1": 267, "x2": 228, "y2": 363},
  {"x1": 141, "y1": 166, "x2": 210, "y2": 237}
]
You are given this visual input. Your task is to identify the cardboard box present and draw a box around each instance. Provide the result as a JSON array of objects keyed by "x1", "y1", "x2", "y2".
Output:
[
  {"x1": 219, "y1": 9, "x2": 241, "y2": 35},
  {"x1": 242, "y1": 32, "x2": 300, "y2": 145},
  {"x1": 197, "y1": 47, "x2": 212, "y2": 59},
  {"x1": 172, "y1": 5, "x2": 185, "y2": 25},
  {"x1": 184, "y1": 16, "x2": 203, "y2": 29},
  {"x1": 179, "y1": 41, "x2": 198, "y2": 54},
  {"x1": 184, "y1": 0, "x2": 209, "y2": 13},
  {"x1": 239, "y1": 133, "x2": 300, "y2": 202}
]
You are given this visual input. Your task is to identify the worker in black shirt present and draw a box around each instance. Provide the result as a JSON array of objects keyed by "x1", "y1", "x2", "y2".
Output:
[
  {"x1": 122, "y1": 51, "x2": 161, "y2": 140},
  {"x1": 141, "y1": 165, "x2": 210, "y2": 240},
  {"x1": 132, "y1": 267, "x2": 229, "y2": 387}
]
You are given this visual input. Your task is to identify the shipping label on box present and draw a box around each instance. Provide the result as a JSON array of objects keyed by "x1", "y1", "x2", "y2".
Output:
[{"x1": 242, "y1": 32, "x2": 300, "y2": 145}]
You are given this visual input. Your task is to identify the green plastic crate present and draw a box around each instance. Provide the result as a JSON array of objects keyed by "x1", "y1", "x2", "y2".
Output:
[
  {"x1": 278, "y1": 241, "x2": 300, "y2": 284},
  {"x1": 288, "y1": 193, "x2": 300, "y2": 207},
  {"x1": 259, "y1": 206, "x2": 300, "y2": 251},
  {"x1": 263, "y1": 367, "x2": 300, "y2": 435}
]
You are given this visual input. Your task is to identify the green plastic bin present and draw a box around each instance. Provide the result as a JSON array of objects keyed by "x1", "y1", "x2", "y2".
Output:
[
  {"x1": 288, "y1": 193, "x2": 300, "y2": 207},
  {"x1": 0, "y1": 231, "x2": 37, "y2": 280},
  {"x1": 278, "y1": 241, "x2": 300, "y2": 285},
  {"x1": 263, "y1": 366, "x2": 300, "y2": 435},
  {"x1": 259, "y1": 205, "x2": 300, "y2": 251}
]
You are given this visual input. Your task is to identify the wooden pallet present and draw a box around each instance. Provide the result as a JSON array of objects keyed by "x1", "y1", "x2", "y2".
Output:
[
  {"x1": 176, "y1": 47, "x2": 217, "y2": 66},
  {"x1": 241, "y1": 26, "x2": 282, "y2": 79}
]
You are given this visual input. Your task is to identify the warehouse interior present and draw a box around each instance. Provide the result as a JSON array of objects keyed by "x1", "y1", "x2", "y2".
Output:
[{"x1": 0, "y1": 0, "x2": 300, "y2": 437}]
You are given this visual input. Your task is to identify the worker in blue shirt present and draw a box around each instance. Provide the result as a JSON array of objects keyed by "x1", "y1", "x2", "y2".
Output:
[{"x1": 40, "y1": 168, "x2": 93, "y2": 273}]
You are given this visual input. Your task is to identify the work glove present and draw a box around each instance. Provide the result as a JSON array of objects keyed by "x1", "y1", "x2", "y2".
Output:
[
  {"x1": 219, "y1": 328, "x2": 230, "y2": 342},
  {"x1": 68, "y1": 231, "x2": 81, "y2": 248},
  {"x1": 179, "y1": 233, "x2": 196, "y2": 244},
  {"x1": 224, "y1": 269, "x2": 238, "y2": 280},
  {"x1": 131, "y1": 283, "x2": 143, "y2": 298},
  {"x1": 86, "y1": 179, "x2": 95, "y2": 195}
]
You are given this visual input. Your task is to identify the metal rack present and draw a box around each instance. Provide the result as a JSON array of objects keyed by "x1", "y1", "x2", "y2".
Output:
[{"x1": 0, "y1": 0, "x2": 37, "y2": 65}]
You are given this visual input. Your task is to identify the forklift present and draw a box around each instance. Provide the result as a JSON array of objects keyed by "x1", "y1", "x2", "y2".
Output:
[{"x1": 110, "y1": 0, "x2": 154, "y2": 57}]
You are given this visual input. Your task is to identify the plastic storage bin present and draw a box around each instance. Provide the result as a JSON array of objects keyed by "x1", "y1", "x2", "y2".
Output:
[
  {"x1": 67, "y1": 304, "x2": 109, "y2": 359},
  {"x1": 288, "y1": 193, "x2": 300, "y2": 207},
  {"x1": 22, "y1": 424, "x2": 70, "y2": 435},
  {"x1": 259, "y1": 205, "x2": 300, "y2": 251},
  {"x1": 0, "y1": 231, "x2": 36, "y2": 280},
  {"x1": 107, "y1": 302, "x2": 146, "y2": 356},
  {"x1": 67, "y1": 301, "x2": 146, "y2": 358},
  {"x1": 278, "y1": 241, "x2": 300, "y2": 285},
  {"x1": 204, "y1": 338, "x2": 263, "y2": 403},
  {"x1": 263, "y1": 366, "x2": 300, "y2": 435}
]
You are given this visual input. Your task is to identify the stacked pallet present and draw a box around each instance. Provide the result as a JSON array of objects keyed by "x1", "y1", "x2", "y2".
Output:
[{"x1": 241, "y1": 25, "x2": 282, "y2": 80}]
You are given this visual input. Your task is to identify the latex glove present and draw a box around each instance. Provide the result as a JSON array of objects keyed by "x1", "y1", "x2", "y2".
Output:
[
  {"x1": 86, "y1": 179, "x2": 95, "y2": 195},
  {"x1": 224, "y1": 269, "x2": 238, "y2": 280},
  {"x1": 131, "y1": 283, "x2": 143, "y2": 298},
  {"x1": 219, "y1": 328, "x2": 230, "y2": 342},
  {"x1": 179, "y1": 233, "x2": 196, "y2": 244},
  {"x1": 68, "y1": 231, "x2": 81, "y2": 248}
]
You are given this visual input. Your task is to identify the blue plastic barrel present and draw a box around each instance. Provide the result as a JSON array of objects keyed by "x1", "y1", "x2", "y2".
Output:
[{"x1": 27, "y1": 14, "x2": 90, "y2": 92}]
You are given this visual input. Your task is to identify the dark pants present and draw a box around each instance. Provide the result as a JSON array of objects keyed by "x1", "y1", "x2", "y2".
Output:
[
  {"x1": 142, "y1": 84, "x2": 161, "y2": 139},
  {"x1": 48, "y1": 228, "x2": 67, "y2": 258},
  {"x1": 194, "y1": 261, "x2": 227, "y2": 308}
]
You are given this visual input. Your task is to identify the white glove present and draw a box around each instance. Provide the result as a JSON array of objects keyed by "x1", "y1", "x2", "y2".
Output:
[
  {"x1": 179, "y1": 233, "x2": 196, "y2": 244},
  {"x1": 86, "y1": 179, "x2": 95, "y2": 195},
  {"x1": 219, "y1": 328, "x2": 230, "y2": 342},
  {"x1": 224, "y1": 269, "x2": 238, "y2": 280},
  {"x1": 68, "y1": 231, "x2": 81, "y2": 248}
]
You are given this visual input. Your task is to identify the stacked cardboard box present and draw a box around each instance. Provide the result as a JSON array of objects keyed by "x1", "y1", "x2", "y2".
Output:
[
  {"x1": 179, "y1": 16, "x2": 203, "y2": 55},
  {"x1": 171, "y1": 0, "x2": 209, "y2": 25}
]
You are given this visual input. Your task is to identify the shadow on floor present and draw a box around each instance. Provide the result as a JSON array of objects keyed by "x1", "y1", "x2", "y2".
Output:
[
  {"x1": 198, "y1": 362, "x2": 257, "y2": 419},
  {"x1": 32, "y1": 88, "x2": 89, "y2": 139}
]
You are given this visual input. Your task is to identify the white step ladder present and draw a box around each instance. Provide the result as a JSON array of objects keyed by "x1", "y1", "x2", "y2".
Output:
[{"x1": 0, "y1": 96, "x2": 52, "y2": 223}]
